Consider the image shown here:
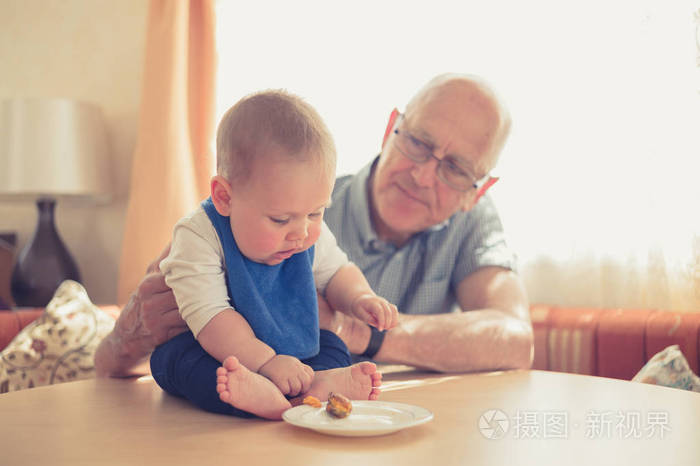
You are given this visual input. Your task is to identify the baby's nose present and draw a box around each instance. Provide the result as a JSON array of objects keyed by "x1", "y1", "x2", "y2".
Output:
[{"x1": 287, "y1": 223, "x2": 308, "y2": 242}]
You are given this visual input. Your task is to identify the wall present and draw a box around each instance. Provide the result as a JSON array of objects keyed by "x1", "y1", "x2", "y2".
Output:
[{"x1": 0, "y1": 0, "x2": 148, "y2": 304}]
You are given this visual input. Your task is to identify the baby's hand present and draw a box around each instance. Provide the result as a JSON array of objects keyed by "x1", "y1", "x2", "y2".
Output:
[
  {"x1": 258, "y1": 354, "x2": 314, "y2": 397},
  {"x1": 351, "y1": 294, "x2": 399, "y2": 331}
]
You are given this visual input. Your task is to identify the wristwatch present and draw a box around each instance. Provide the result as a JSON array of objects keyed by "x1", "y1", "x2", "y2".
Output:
[{"x1": 361, "y1": 325, "x2": 387, "y2": 359}]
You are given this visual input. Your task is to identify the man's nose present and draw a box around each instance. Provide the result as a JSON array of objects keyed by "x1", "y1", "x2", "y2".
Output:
[{"x1": 410, "y1": 158, "x2": 439, "y2": 187}]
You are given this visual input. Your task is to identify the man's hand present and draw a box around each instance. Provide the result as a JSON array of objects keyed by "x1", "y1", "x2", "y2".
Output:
[
  {"x1": 258, "y1": 354, "x2": 314, "y2": 397},
  {"x1": 95, "y1": 245, "x2": 188, "y2": 377},
  {"x1": 116, "y1": 245, "x2": 187, "y2": 350},
  {"x1": 350, "y1": 294, "x2": 398, "y2": 332},
  {"x1": 317, "y1": 293, "x2": 371, "y2": 355}
]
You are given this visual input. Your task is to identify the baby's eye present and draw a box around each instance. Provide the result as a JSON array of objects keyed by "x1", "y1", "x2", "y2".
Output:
[
  {"x1": 269, "y1": 217, "x2": 289, "y2": 225},
  {"x1": 308, "y1": 211, "x2": 323, "y2": 219}
]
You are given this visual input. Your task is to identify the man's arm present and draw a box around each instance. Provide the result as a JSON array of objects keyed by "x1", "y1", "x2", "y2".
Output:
[
  {"x1": 94, "y1": 245, "x2": 188, "y2": 377},
  {"x1": 320, "y1": 266, "x2": 533, "y2": 373}
]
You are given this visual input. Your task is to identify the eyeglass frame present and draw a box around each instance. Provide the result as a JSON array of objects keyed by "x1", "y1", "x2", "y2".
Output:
[{"x1": 390, "y1": 113, "x2": 497, "y2": 193}]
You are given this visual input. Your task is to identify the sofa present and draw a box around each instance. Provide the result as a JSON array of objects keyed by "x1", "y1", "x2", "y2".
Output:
[
  {"x1": 531, "y1": 305, "x2": 700, "y2": 380},
  {"x1": 2, "y1": 304, "x2": 699, "y2": 383}
]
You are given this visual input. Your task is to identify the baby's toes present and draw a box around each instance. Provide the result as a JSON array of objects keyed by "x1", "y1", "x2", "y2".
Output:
[{"x1": 218, "y1": 389, "x2": 231, "y2": 403}]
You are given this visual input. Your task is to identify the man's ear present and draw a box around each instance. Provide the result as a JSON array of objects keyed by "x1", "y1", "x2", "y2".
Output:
[
  {"x1": 211, "y1": 175, "x2": 233, "y2": 216},
  {"x1": 460, "y1": 192, "x2": 479, "y2": 212},
  {"x1": 381, "y1": 108, "x2": 400, "y2": 149},
  {"x1": 460, "y1": 177, "x2": 499, "y2": 212}
]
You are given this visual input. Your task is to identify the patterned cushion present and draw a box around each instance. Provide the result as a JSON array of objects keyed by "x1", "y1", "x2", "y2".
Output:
[
  {"x1": 633, "y1": 344, "x2": 700, "y2": 392},
  {"x1": 0, "y1": 280, "x2": 115, "y2": 393}
]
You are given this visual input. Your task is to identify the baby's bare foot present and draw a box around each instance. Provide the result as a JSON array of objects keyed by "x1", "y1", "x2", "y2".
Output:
[
  {"x1": 215, "y1": 356, "x2": 291, "y2": 420},
  {"x1": 301, "y1": 362, "x2": 381, "y2": 402}
]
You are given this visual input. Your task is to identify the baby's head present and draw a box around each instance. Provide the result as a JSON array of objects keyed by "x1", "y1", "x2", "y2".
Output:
[
  {"x1": 211, "y1": 90, "x2": 337, "y2": 265},
  {"x1": 216, "y1": 89, "x2": 336, "y2": 186}
]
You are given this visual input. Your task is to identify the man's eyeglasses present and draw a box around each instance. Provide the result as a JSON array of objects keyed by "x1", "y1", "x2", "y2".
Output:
[{"x1": 392, "y1": 116, "x2": 483, "y2": 192}]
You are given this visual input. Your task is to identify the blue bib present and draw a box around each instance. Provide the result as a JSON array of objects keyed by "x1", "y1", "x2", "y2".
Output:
[{"x1": 201, "y1": 198, "x2": 319, "y2": 359}]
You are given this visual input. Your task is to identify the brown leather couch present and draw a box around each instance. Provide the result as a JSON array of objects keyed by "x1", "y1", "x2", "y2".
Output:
[
  {"x1": 531, "y1": 305, "x2": 700, "y2": 380},
  {"x1": 2, "y1": 306, "x2": 699, "y2": 380},
  {"x1": 0, "y1": 309, "x2": 44, "y2": 350}
]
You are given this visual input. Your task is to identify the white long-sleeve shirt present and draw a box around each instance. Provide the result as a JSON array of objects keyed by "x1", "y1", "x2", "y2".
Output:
[{"x1": 160, "y1": 206, "x2": 349, "y2": 337}]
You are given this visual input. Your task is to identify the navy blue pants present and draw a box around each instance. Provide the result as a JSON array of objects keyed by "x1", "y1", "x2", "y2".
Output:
[{"x1": 150, "y1": 330, "x2": 351, "y2": 417}]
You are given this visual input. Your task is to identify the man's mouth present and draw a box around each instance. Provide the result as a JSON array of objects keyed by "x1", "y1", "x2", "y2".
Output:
[{"x1": 394, "y1": 182, "x2": 427, "y2": 205}]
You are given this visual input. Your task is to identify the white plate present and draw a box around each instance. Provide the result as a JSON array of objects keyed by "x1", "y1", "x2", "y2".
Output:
[{"x1": 282, "y1": 400, "x2": 433, "y2": 437}]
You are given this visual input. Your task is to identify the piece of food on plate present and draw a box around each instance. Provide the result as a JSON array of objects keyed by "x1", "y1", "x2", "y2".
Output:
[
  {"x1": 326, "y1": 392, "x2": 352, "y2": 418},
  {"x1": 302, "y1": 395, "x2": 322, "y2": 408}
]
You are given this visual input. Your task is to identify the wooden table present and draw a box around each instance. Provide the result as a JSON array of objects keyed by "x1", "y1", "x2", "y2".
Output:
[{"x1": 2, "y1": 368, "x2": 699, "y2": 465}]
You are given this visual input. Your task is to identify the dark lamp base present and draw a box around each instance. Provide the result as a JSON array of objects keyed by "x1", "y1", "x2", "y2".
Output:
[{"x1": 10, "y1": 198, "x2": 81, "y2": 307}]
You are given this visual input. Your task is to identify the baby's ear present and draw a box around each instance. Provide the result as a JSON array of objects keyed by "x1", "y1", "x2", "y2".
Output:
[{"x1": 210, "y1": 175, "x2": 233, "y2": 216}]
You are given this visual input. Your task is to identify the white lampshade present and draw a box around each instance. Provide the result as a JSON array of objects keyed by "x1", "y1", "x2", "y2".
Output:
[{"x1": 0, "y1": 98, "x2": 112, "y2": 202}]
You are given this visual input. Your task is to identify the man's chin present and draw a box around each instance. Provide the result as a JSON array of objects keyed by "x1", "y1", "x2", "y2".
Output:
[
  {"x1": 374, "y1": 191, "x2": 429, "y2": 240},
  {"x1": 380, "y1": 213, "x2": 427, "y2": 241},
  {"x1": 384, "y1": 204, "x2": 428, "y2": 230}
]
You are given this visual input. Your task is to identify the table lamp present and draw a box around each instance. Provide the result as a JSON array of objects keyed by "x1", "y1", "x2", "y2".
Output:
[{"x1": 0, "y1": 98, "x2": 112, "y2": 307}]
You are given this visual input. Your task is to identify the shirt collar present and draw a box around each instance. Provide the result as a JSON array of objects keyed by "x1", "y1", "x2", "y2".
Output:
[{"x1": 427, "y1": 218, "x2": 450, "y2": 232}]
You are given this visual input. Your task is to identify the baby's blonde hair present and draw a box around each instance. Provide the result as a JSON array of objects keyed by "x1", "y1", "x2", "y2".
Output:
[{"x1": 216, "y1": 90, "x2": 336, "y2": 184}]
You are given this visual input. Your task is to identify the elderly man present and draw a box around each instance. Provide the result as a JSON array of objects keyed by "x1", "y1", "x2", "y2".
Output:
[{"x1": 95, "y1": 73, "x2": 532, "y2": 377}]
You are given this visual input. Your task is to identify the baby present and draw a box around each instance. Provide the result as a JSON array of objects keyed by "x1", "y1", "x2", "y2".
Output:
[{"x1": 150, "y1": 90, "x2": 398, "y2": 420}]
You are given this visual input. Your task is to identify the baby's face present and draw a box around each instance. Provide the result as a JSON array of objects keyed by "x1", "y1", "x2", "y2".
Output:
[{"x1": 227, "y1": 151, "x2": 334, "y2": 265}]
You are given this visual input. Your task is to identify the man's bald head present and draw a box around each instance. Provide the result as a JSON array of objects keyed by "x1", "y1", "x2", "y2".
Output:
[{"x1": 405, "y1": 73, "x2": 511, "y2": 169}]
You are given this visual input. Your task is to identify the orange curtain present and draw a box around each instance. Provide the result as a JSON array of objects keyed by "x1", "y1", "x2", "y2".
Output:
[{"x1": 117, "y1": 0, "x2": 216, "y2": 304}]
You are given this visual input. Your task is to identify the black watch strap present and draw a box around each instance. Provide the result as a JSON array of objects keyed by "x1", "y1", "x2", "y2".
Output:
[{"x1": 361, "y1": 326, "x2": 387, "y2": 359}]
